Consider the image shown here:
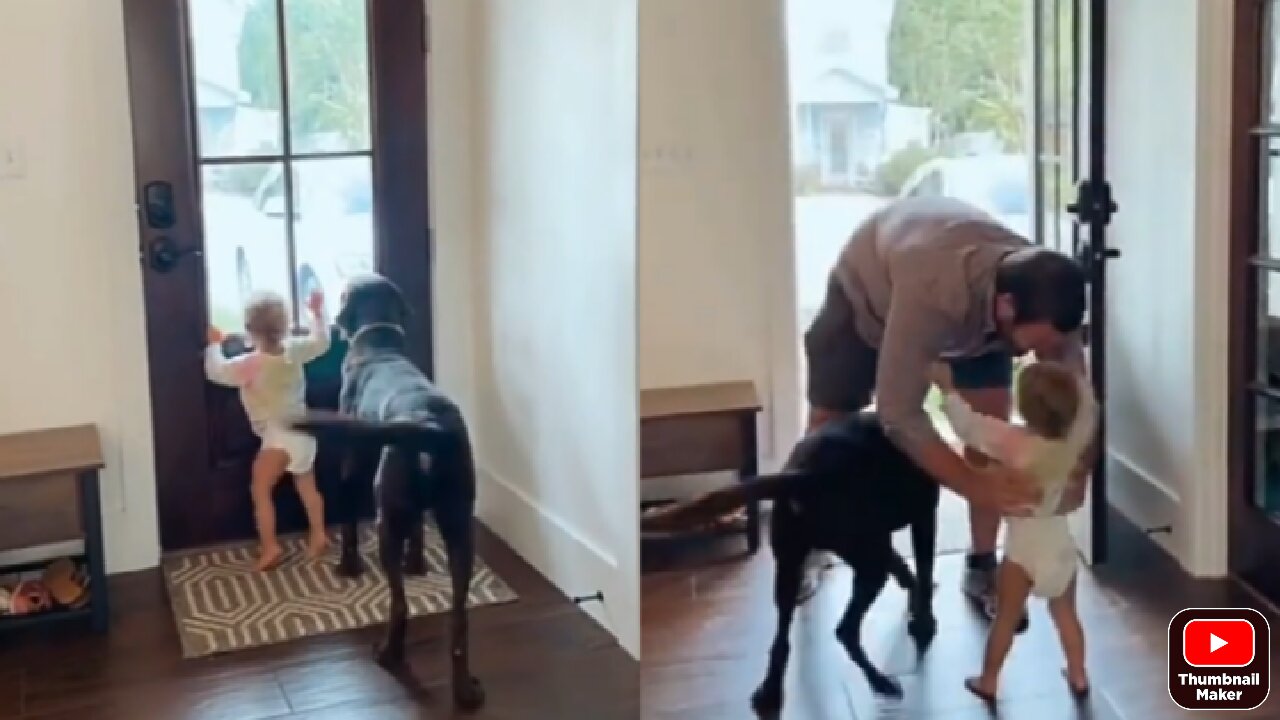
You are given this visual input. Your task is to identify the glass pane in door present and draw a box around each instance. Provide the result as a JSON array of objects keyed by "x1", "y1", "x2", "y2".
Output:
[
  {"x1": 1257, "y1": 268, "x2": 1280, "y2": 388},
  {"x1": 189, "y1": 0, "x2": 284, "y2": 159},
  {"x1": 1254, "y1": 394, "x2": 1280, "y2": 516},
  {"x1": 1035, "y1": 0, "x2": 1078, "y2": 256},
  {"x1": 290, "y1": 156, "x2": 375, "y2": 305},
  {"x1": 201, "y1": 163, "x2": 292, "y2": 333},
  {"x1": 1262, "y1": 138, "x2": 1280, "y2": 261},
  {"x1": 283, "y1": 0, "x2": 373, "y2": 153}
]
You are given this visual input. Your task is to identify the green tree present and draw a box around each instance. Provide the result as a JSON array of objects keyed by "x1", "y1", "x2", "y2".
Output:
[
  {"x1": 238, "y1": 0, "x2": 369, "y2": 150},
  {"x1": 887, "y1": 0, "x2": 1028, "y2": 148}
]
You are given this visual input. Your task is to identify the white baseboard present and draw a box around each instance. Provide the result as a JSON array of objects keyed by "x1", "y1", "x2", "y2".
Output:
[
  {"x1": 475, "y1": 467, "x2": 637, "y2": 658},
  {"x1": 1106, "y1": 449, "x2": 1184, "y2": 567}
]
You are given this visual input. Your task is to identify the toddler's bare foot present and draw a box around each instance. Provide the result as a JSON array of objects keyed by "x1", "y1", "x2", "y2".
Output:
[
  {"x1": 306, "y1": 533, "x2": 330, "y2": 560},
  {"x1": 256, "y1": 543, "x2": 285, "y2": 572},
  {"x1": 964, "y1": 676, "x2": 997, "y2": 704}
]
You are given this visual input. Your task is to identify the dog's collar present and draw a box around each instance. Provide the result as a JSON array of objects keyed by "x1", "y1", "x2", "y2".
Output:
[{"x1": 349, "y1": 323, "x2": 405, "y2": 345}]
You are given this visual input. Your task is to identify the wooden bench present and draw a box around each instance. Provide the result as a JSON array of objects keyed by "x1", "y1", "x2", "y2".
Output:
[
  {"x1": 0, "y1": 424, "x2": 108, "y2": 633},
  {"x1": 640, "y1": 381, "x2": 762, "y2": 552}
]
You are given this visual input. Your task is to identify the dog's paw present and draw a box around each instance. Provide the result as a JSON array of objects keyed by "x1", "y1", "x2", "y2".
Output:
[
  {"x1": 868, "y1": 673, "x2": 903, "y2": 698},
  {"x1": 750, "y1": 682, "x2": 784, "y2": 715},
  {"x1": 335, "y1": 555, "x2": 365, "y2": 579},
  {"x1": 907, "y1": 615, "x2": 937, "y2": 650},
  {"x1": 453, "y1": 676, "x2": 485, "y2": 712},
  {"x1": 373, "y1": 640, "x2": 406, "y2": 670},
  {"x1": 403, "y1": 553, "x2": 428, "y2": 576}
]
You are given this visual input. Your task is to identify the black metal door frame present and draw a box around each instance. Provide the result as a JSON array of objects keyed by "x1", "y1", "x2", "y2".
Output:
[
  {"x1": 1033, "y1": 0, "x2": 1118, "y2": 563},
  {"x1": 1070, "y1": 0, "x2": 1119, "y2": 563}
]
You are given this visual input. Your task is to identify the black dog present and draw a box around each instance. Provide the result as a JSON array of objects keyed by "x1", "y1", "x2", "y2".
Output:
[
  {"x1": 292, "y1": 274, "x2": 484, "y2": 711},
  {"x1": 642, "y1": 410, "x2": 939, "y2": 715}
]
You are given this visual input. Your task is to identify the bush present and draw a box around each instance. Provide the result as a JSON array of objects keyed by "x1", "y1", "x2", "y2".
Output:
[{"x1": 869, "y1": 144, "x2": 939, "y2": 197}]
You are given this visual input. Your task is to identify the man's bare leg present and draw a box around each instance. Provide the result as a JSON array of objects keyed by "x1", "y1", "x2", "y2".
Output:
[{"x1": 955, "y1": 386, "x2": 1018, "y2": 626}]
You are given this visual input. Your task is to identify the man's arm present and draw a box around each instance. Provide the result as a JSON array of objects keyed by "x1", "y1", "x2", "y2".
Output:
[{"x1": 876, "y1": 299, "x2": 1038, "y2": 512}]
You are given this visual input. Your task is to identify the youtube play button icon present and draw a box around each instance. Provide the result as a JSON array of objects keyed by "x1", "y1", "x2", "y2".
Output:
[
  {"x1": 1184, "y1": 618, "x2": 1255, "y2": 667},
  {"x1": 1169, "y1": 608, "x2": 1270, "y2": 710},
  {"x1": 1210, "y1": 633, "x2": 1228, "y2": 654}
]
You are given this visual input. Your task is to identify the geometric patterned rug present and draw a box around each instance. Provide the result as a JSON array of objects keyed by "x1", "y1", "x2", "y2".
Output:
[{"x1": 161, "y1": 522, "x2": 518, "y2": 658}]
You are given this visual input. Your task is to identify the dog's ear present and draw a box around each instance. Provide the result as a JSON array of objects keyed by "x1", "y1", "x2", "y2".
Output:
[
  {"x1": 388, "y1": 283, "x2": 412, "y2": 322},
  {"x1": 335, "y1": 300, "x2": 357, "y2": 336}
]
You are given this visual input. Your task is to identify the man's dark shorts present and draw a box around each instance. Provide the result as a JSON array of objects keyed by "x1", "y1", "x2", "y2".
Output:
[{"x1": 804, "y1": 279, "x2": 1013, "y2": 411}]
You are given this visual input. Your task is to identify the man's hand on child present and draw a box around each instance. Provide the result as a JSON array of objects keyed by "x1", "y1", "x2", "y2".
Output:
[
  {"x1": 980, "y1": 464, "x2": 1041, "y2": 516},
  {"x1": 928, "y1": 362, "x2": 955, "y2": 392},
  {"x1": 931, "y1": 363, "x2": 954, "y2": 391},
  {"x1": 208, "y1": 326, "x2": 224, "y2": 346}
]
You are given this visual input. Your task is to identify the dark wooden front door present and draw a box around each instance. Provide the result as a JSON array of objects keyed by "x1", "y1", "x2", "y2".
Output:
[
  {"x1": 121, "y1": 0, "x2": 432, "y2": 551},
  {"x1": 1230, "y1": 0, "x2": 1280, "y2": 600}
]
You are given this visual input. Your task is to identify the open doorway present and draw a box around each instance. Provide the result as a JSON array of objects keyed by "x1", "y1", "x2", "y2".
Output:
[{"x1": 784, "y1": 0, "x2": 1085, "y2": 556}]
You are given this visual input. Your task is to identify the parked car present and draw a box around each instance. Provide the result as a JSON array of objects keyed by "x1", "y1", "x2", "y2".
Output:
[
  {"x1": 898, "y1": 153, "x2": 1077, "y2": 252},
  {"x1": 204, "y1": 162, "x2": 374, "y2": 329}
]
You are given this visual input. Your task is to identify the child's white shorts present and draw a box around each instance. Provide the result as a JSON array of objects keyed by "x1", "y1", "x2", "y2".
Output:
[{"x1": 259, "y1": 425, "x2": 317, "y2": 475}]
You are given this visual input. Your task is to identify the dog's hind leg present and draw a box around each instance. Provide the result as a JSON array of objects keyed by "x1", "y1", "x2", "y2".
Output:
[
  {"x1": 402, "y1": 512, "x2": 428, "y2": 576},
  {"x1": 750, "y1": 548, "x2": 805, "y2": 716},
  {"x1": 373, "y1": 511, "x2": 411, "y2": 670},
  {"x1": 373, "y1": 452, "x2": 412, "y2": 670},
  {"x1": 336, "y1": 449, "x2": 376, "y2": 578},
  {"x1": 436, "y1": 503, "x2": 485, "y2": 711},
  {"x1": 836, "y1": 565, "x2": 902, "y2": 697},
  {"x1": 887, "y1": 550, "x2": 916, "y2": 592},
  {"x1": 907, "y1": 510, "x2": 938, "y2": 649}
]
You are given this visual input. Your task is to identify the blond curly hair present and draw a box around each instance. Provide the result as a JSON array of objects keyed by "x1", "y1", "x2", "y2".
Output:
[
  {"x1": 243, "y1": 291, "x2": 289, "y2": 349},
  {"x1": 1015, "y1": 361, "x2": 1081, "y2": 440}
]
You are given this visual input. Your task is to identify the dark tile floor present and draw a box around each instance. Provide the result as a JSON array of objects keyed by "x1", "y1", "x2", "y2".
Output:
[
  {"x1": 642, "y1": 511, "x2": 1280, "y2": 719},
  {"x1": 0, "y1": 526, "x2": 639, "y2": 719}
]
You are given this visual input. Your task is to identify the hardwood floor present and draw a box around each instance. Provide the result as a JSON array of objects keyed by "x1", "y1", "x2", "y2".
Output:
[
  {"x1": 0, "y1": 526, "x2": 638, "y2": 719},
  {"x1": 642, "y1": 511, "x2": 1280, "y2": 719}
]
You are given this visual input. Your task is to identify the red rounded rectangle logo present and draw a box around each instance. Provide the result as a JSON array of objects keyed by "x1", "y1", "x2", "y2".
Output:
[{"x1": 1183, "y1": 618, "x2": 1256, "y2": 668}]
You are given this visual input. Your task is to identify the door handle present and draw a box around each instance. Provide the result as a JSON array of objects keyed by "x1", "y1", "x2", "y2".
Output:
[{"x1": 142, "y1": 236, "x2": 201, "y2": 273}]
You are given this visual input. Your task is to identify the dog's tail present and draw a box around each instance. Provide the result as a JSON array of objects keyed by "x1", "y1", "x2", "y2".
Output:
[
  {"x1": 640, "y1": 470, "x2": 813, "y2": 535},
  {"x1": 290, "y1": 410, "x2": 448, "y2": 453}
]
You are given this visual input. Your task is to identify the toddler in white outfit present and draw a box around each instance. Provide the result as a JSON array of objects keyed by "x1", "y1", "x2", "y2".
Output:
[
  {"x1": 934, "y1": 360, "x2": 1097, "y2": 703},
  {"x1": 206, "y1": 290, "x2": 331, "y2": 571}
]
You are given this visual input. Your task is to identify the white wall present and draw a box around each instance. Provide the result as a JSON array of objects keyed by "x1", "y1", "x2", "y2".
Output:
[
  {"x1": 467, "y1": 0, "x2": 640, "y2": 657},
  {"x1": 1104, "y1": 0, "x2": 1231, "y2": 576},
  {"x1": 638, "y1": 0, "x2": 799, "y2": 499},
  {"x1": 0, "y1": 0, "x2": 159, "y2": 574}
]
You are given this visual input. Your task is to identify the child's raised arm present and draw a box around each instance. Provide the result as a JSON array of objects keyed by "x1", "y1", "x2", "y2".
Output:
[
  {"x1": 286, "y1": 290, "x2": 332, "y2": 364},
  {"x1": 205, "y1": 338, "x2": 262, "y2": 388},
  {"x1": 940, "y1": 391, "x2": 1034, "y2": 468}
]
